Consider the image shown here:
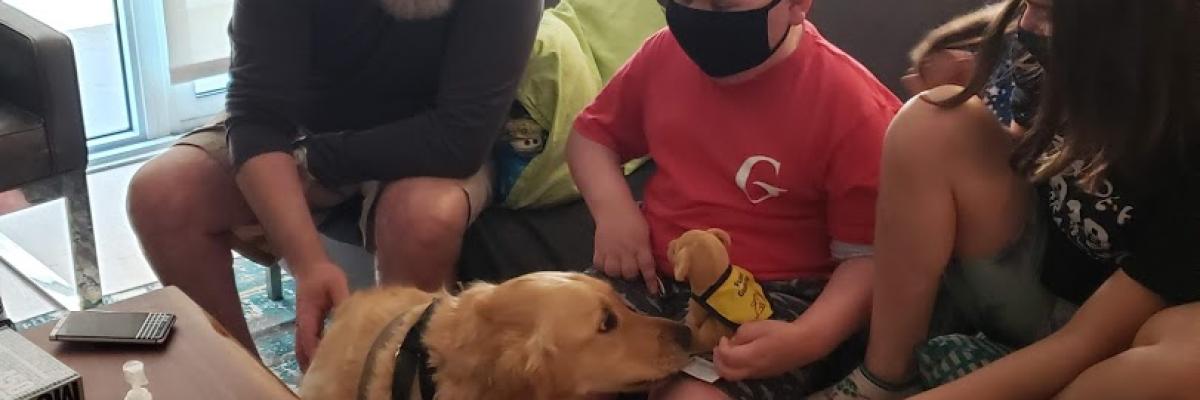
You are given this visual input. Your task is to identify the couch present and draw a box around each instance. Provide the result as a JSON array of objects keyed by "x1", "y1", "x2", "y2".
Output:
[{"x1": 310, "y1": 0, "x2": 992, "y2": 291}]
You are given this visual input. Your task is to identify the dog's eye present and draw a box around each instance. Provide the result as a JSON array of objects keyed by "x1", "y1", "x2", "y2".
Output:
[{"x1": 599, "y1": 309, "x2": 619, "y2": 333}]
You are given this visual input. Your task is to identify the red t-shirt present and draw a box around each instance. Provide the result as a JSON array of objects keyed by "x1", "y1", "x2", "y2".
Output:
[{"x1": 575, "y1": 22, "x2": 900, "y2": 280}]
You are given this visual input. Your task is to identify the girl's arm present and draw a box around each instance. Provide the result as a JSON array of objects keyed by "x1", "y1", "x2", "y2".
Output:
[{"x1": 918, "y1": 270, "x2": 1166, "y2": 400}]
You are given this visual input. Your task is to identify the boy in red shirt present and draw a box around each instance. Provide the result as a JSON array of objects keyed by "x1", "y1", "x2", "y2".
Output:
[{"x1": 567, "y1": 0, "x2": 899, "y2": 398}]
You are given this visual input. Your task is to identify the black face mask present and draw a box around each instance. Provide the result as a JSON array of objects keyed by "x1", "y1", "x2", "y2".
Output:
[
  {"x1": 1016, "y1": 28, "x2": 1050, "y2": 66},
  {"x1": 666, "y1": 0, "x2": 790, "y2": 78}
]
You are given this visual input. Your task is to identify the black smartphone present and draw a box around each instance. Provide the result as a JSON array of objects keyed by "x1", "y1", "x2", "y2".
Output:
[{"x1": 49, "y1": 311, "x2": 175, "y2": 345}]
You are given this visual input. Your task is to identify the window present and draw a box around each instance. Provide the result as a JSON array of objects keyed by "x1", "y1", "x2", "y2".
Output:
[{"x1": 7, "y1": 0, "x2": 233, "y2": 157}]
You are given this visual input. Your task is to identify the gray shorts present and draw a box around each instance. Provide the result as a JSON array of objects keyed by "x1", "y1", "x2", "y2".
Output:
[
  {"x1": 175, "y1": 117, "x2": 493, "y2": 264},
  {"x1": 938, "y1": 192, "x2": 1078, "y2": 348},
  {"x1": 918, "y1": 193, "x2": 1080, "y2": 388}
]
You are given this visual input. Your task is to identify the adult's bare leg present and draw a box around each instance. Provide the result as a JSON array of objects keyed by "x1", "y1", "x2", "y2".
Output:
[{"x1": 128, "y1": 146, "x2": 259, "y2": 352}]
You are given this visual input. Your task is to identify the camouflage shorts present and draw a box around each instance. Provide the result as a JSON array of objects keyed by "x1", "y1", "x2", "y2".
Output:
[{"x1": 585, "y1": 269, "x2": 865, "y2": 399}]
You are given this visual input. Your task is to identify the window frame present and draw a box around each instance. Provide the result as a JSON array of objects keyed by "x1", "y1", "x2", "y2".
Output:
[{"x1": 87, "y1": 0, "x2": 226, "y2": 159}]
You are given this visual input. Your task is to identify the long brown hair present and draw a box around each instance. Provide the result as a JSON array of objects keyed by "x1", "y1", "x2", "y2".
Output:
[
  {"x1": 939, "y1": 0, "x2": 1200, "y2": 189},
  {"x1": 908, "y1": 3, "x2": 1006, "y2": 69}
]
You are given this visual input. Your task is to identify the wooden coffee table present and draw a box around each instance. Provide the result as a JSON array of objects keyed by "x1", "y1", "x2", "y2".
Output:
[{"x1": 21, "y1": 286, "x2": 298, "y2": 399}]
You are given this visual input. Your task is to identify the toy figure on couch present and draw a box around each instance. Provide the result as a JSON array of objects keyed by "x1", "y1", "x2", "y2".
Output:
[{"x1": 567, "y1": 0, "x2": 901, "y2": 398}]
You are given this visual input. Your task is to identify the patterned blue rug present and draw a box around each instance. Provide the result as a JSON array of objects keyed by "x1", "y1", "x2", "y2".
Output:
[
  {"x1": 15, "y1": 256, "x2": 302, "y2": 391},
  {"x1": 231, "y1": 257, "x2": 301, "y2": 391}
]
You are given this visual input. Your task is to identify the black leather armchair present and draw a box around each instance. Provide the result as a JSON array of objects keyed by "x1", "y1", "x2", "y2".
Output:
[{"x1": 0, "y1": 2, "x2": 101, "y2": 311}]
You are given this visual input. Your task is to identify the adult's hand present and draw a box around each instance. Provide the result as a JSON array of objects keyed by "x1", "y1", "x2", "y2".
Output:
[{"x1": 293, "y1": 261, "x2": 350, "y2": 371}]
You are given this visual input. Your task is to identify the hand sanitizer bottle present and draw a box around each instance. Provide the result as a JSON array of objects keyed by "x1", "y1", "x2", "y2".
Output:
[
  {"x1": 0, "y1": 286, "x2": 13, "y2": 330},
  {"x1": 123, "y1": 360, "x2": 152, "y2": 400}
]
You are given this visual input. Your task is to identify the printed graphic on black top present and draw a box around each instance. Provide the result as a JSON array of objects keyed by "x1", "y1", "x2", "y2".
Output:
[{"x1": 1046, "y1": 160, "x2": 1135, "y2": 265}]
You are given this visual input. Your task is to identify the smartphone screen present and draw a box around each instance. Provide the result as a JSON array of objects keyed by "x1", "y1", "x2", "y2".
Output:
[{"x1": 55, "y1": 311, "x2": 150, "y2": 339}]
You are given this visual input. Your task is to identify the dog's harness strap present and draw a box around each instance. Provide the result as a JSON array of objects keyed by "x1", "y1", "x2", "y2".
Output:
[
  {"x1": 393, "y1": 300, "x2": 438, "y2": 400},
  {"x1": 356, "y1": 300, "x2": 439, "y2": 400},
  {"x1": 358, "y1": 304, "x2": 419, "y2": 400}
]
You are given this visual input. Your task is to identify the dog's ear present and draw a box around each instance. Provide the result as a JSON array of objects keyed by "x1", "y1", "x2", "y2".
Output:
[
  {"x1": 672, "y1": 247, "x2": 692, "y2": 282},
  {"x1": 707, "y1": 228, "x2": 732, "y2": 248},
  {"x1": 667, "y1": 236, "x2": 683, "y2": 260},
  {"x1": 488, "y1": 324, "x2": 559, "y2": 398},
  {"x1": 515, "y1": 328, "x2": 556, "y2": 374}
]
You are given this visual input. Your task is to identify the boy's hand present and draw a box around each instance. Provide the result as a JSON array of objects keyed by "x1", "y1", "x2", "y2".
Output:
[
  {"x1": 594, "y1": 209, "x2": 661, "y2": 296},
  {"x1": 714, "y1": 320, "x2": 824, "y2": 381}
]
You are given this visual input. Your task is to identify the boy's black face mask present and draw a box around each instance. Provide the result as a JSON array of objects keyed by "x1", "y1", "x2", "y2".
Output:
[{"x1": 665, "y1": 0, "x2": 790, "y2": 78}]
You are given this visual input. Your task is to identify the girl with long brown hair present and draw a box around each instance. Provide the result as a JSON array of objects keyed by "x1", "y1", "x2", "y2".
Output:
[{"x1": 816, "y1": 0, "x2": 1200, "y2": 398}]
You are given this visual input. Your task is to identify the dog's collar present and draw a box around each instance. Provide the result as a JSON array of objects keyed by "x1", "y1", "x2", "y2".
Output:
[
  {"x1": 393, "y1": 300, "x2": 438, "y2": 400},
  {"x1": 356, "y1": 299, "x2": 439, "y2": 400}
]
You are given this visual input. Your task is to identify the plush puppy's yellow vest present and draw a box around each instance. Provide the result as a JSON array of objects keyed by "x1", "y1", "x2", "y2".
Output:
[{"x1": 692, "y1": 265, "x2": 773, "y2": 326}]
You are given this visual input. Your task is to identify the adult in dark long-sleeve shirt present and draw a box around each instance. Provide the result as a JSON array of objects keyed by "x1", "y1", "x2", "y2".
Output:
[
  {"x1": 227, "y1": 0, "x2": 537, "y2": 184},
  {"x1": 127, "y1": 0, "x2": 541, "y2": 368}
]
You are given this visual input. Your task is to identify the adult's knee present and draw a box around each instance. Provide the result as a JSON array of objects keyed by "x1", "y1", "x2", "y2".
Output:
[
  {"x1": 127, "y1": 149, "x2": 228, "y2": 234},
  {"x1": 374, "y1": 178, "x2": 471, "y2": 247}
]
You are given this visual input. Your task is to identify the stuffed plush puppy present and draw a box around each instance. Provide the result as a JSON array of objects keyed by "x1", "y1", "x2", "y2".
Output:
[{"x1": 668, "y1": 229, "x2": 773, "y2": 353}]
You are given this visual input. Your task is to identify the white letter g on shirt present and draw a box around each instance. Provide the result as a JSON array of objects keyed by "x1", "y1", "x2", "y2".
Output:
[{"x1": 735, "y1": 155, "x2": 788, "y2": 204}]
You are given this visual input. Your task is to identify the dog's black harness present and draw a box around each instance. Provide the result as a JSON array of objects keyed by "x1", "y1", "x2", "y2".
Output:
[
  {"x1": 356, "y1": 300, "x2": 438, "y2": 400},
  {"x1": 393, "y1": 301, "x2": 438, "y2": 400}
]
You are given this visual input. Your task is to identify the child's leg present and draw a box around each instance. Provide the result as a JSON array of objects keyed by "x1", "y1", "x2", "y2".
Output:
[
  {"x1": 1056, "y1": 303, "x2": 1200, "y2": 399},
  {"x1": 865, "y1": 87, "x2": 1032, "y2": 385},
  {"x1": 583, "y1": 268, "x2": 690, "y2": 320}
]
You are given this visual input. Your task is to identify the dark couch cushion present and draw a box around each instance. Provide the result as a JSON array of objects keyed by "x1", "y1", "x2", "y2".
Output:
[
  {"x1": 456, "y1": 162, "x2": 653, "y2": 281},
  {"x1": 316, "y1": 162, "x2": 654, "y2": 282},
  {"x1": 0, "y1": 101, "x2": 51, "y2": 190}
]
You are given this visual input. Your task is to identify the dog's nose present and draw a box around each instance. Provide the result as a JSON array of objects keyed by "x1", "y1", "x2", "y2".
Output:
[{"x1": 669, "y1": 323, "x2": 693, "y2": 348}]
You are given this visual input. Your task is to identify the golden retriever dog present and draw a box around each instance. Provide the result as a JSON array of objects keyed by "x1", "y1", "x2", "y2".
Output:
[{"x1": 302, "y1": 271, "x2": 693, "y2": 400}]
